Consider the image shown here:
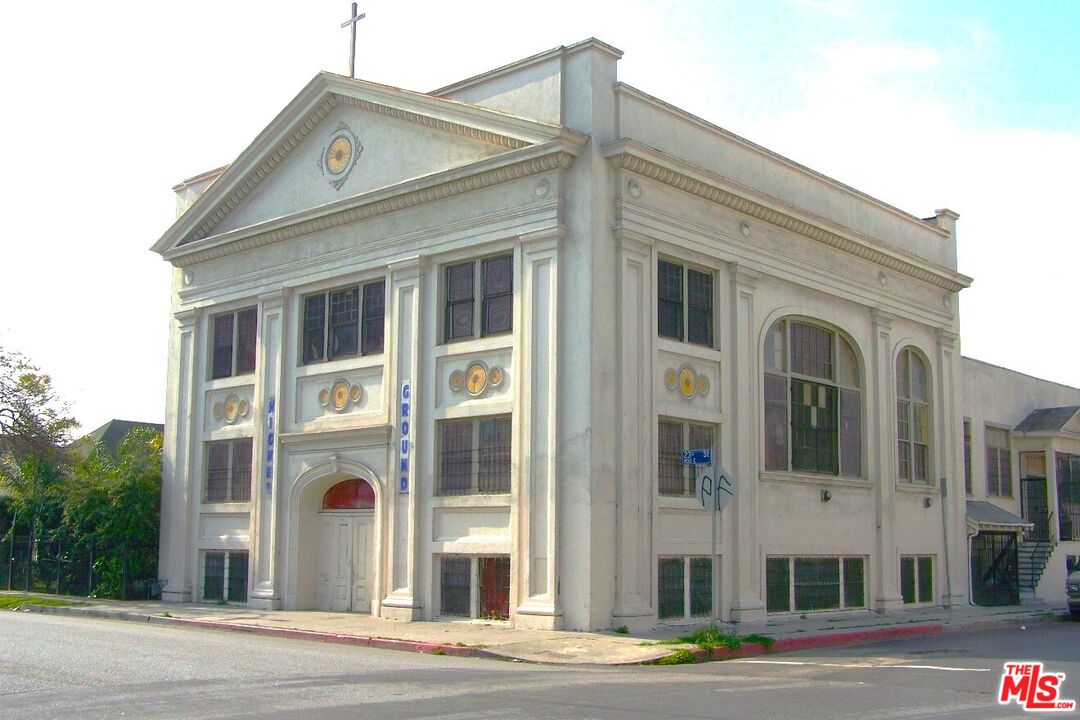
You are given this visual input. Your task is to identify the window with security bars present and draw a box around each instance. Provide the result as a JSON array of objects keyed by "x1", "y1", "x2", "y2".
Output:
[
  {"x1": 205, "y1": 438, "x2": 253, "y2": 503},
  {"x1": 766, "y1": 556, "x2": 865, "y2": 613},
  {"x1": 985, "y1": 426, "x2": 1012, "y2": 497},
  {"x1": 437, "y1": 416, "x2": 511, "y2": 495},
  {"x1": 897, "y1": 348, "x2": 931, "y2": 483},
  {"x1": 657, "y1": 557, "x2": 715, "y2": 621},
  {"x1": 444, "y1": 255, "x2": 513, "y2": 342},
  {"x1": 301, "y1": 280, "x2": 385, "y2": 363},
  {"x1": 203, "y1": 551, "x2": 248, "y2": 603},
  {"x1": 1056, "y1": 453, "x2": 1080, "y2": 541},
  {"x1": 657, "y1": 558, "x2": 685, "y2": 620},
  {"x1": 764, "y1": 319, "x2": 861, "y2": 477},
  {"x1": 211, "y1": 308, "x2": 257, "y2": 379},
  {"x1": 657, "y1": 259, "x2": 713, "y2": 346},
  {"x1": 900, "y1": 555, "x2": 934, "y2": 604},
  {"x1": 440, "y1": 557, "x2": 471, "y2": 616},
  {"x1": 657, "y1": 420, "x2": 714, "y2": 497}
]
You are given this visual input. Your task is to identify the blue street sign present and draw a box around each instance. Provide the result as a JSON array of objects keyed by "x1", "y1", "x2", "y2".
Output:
[{"x1": 682, "y1": 449, "x2": 712, "y2": 466}]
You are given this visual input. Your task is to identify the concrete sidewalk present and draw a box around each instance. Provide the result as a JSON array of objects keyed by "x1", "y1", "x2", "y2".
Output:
[{"x1": 2, "y1": 591, "x2": 1068, "y2": 665}]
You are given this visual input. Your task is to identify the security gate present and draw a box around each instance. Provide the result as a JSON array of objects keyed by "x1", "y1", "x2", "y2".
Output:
[{"x1": 970, "y1": 532, "x2": 1019, "y2": 606}]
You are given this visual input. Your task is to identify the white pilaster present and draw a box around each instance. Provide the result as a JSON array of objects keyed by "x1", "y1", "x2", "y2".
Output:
[
  {"x1": 381, "y1": 256, "x2": 424, "y2": 620},
  {"x1": 249, "y1": 290, "x2": 286, "y2": 609},
  {"x1": 514, "y1": 229, "x2": 563, "y2": 629},
  {"x1": 160, "y1": 306, "x2": 197, "y2": 602},
  {"x1": 935, "y1": 328, "x2": 968, "y2": 605},
  {"x1": 871, "y1": 308, "x2": 904, "y2": 610},
  {"x1": 728, "y1": 264, "x2": 765, "y2": 622}
]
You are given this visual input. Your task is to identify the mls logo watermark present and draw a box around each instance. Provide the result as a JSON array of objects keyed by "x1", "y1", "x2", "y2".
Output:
[{"x1": 998, "y1": 661, "x2": 1075, "y2": 712}]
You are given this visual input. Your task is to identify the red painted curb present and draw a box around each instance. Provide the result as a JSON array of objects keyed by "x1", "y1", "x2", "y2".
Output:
[{"x1": 770, "y1": 623, "x2": 943, "y2": 653}]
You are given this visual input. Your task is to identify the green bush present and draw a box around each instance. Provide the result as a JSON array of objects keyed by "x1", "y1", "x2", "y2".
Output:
[{"x1": 656, "y1": 649, "x2": 698, "y2": 665}]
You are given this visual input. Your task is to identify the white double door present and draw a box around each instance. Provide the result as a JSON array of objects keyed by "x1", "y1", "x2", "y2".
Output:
[{"x1": 315, "y1": 512, "x2": 373, "y2": 613}]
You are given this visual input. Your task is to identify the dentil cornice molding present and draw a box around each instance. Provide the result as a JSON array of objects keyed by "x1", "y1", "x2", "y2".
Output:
[
  {"x1": 603, "y1": 139, "x2": 972, "y2": 294},
  {"x1": 164, "y1": 141, "x2": 578, "y2": 267}
]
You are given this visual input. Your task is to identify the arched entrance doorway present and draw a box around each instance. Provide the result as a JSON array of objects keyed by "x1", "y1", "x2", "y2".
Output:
[{"x1": 315, "y1": 478, "x2": 376, "y2": 612}]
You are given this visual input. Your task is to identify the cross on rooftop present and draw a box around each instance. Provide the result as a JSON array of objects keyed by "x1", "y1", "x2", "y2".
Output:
[{"x1": 341, "y1": 3, "x2": 366, "y2": 78}]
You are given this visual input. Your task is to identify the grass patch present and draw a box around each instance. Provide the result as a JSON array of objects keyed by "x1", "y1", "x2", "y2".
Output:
[
  {"x1": 432, "y1": 648, "x2": 446, "y2": 656},
  {"x1": 655, "y1": 649, "x2": 697, "y2": 665},
  {"x1": 614, "y1": 625, "x2": 629, "y2": 634},
  {"x1": 0, "y1": 596, "x2": 76, "y2": 610},
  {"x1": 658, "y1": 625, "x2": 775, "y2": 652}
]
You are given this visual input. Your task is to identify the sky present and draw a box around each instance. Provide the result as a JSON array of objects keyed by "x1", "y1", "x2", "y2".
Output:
[{"x1": 0, "y1": 0, "x2": 1077, "y2": 434}]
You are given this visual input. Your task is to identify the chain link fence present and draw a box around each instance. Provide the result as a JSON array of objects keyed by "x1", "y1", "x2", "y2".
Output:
[{"x1": 2, "y1": 535, "x2": 159, "y2": 600}]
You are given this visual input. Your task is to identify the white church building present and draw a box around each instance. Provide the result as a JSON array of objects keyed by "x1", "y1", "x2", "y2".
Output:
[{"x1": 153, "y1": 39, "x2": 1080, "y2": 630}]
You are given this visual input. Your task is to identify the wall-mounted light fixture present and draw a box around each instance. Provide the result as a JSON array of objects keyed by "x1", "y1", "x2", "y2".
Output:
[
  {"x1": 924, "y1": 496, "x2": 933, "y2": 508},
  {"x1": 821, "y1": 489, "x2": 832, "y2": 502}
]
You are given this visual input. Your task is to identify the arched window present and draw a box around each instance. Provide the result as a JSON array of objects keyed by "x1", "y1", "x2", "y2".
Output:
[
  {"x1": 896, "y1": 348, "x2": 930, "y2": 483},
  {"x1": 321, "y1": 478, "x2": 376, "y2": 510},
  {"x1": 764, "y1": 319, "x2": 862, "y2": 476}
]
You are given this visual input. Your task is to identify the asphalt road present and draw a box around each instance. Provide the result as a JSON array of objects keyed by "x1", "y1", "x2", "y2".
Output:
[{"x1": 1, "y1": 610, "x2": 1077, "y2": 719}]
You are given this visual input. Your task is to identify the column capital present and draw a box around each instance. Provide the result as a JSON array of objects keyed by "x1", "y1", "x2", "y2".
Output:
[
  {"x1": 521, "y1": 226, "x2": 565, "y2": 255},
  {"x1": 389, "y1": 255, "x2": 426, "y2": 281},
  {"x1": 258, "y1": 288, "x2": 289, "y2": 309},
  {"x1": 871, "y1": 307, "x2": 897, "y2": 331},
  {"x1": 612, "y1": 227, "x2": 652, "y2": 257},
  {"x1": 936, "y1": 328, "x2": 959, "y2": 349},
  {"x1": 174, "y1": 308, "x2": 196, "y2": 329},
  {"x1": 729, "y1": 263, "x2": 762, "y2": 290}
]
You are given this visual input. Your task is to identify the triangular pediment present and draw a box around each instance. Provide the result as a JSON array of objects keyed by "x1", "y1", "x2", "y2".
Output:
[{"x1": 154, "y1": 73, "x2": 582, "y2": 261}]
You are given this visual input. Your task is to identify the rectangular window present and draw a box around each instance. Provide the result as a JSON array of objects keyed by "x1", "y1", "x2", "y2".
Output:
[
  {"x1": 203, "y1": 551, "x2": 248, "y2": 603},
  {"x1": 439, "y1": 557, "x2": 471, "y2": 617},
  {"x1": 205, "y1": 438, "x2": 253, "y2": 503},
  {"x1": 436, "y1": 416, "x2": 511, "y2": 495},
  {"x1": 361, "y1": 281, "x2": 385, "y2": 355},
  {"x1": 764, "y1": 374, "x2": 789, "y2": 471},
  {"x1": 766, "y1": 557, "x2": 791, "y2": 612},
  {"x1": 657, "y1": 420, "x2": 714, "y2": 497},
  {"x1": 790, "y1": 322, "x2": 833, "y2": 380},
  {"x1": 686, "y1": 269, "x2": 713, "y2": 346},
  {"x1": 211, "y1": 308, "x2": 258, "y2": 379},
  {"x1": 985, "y1": 426, "x2": 1012, "y2": 497},
  {"x1": 839, "y1": 389, "x2": 861, "y2": 477},
  {"x1": 790, "y1": 380, "x2": 838, "y2": 474},
  {"x1": 963, "y1": 420, "x2": 972, "y2": 495},
  {"x1": 445, "y1": 255, "x2": 513, "y2": 342},
  {"x1": 478, "y1": 556, "x2": 511, "y2": 620},
  {"x1": 1056, "y1": 453, "x2": 1080, "y2": 541},
  {"x1": 901, "y1": 555, "x2": 934, "y2": 604},
  {"x1": 657, "y1": 260, "x2": 683, "y2": 341},
  {"x1": 302, "y1": 281, "x2": 384, "y2": 363},
  {"x1": 766, "y1": 556, "x2": 865, "y2": 613},
  {"x1": 689, "y1": 558, "x2": 712, "y2": 618},
  {"x1": 481, "y1": 256, "x2": 513, "y2": 336},
  {"x1": 657, "y1": 259, "x2": 713, "y2": 347},
  {"x1": 657, "y1": 558, "x2": 685, "y2": 620},
  {"x1": 793, "y1": 557, "x2": 840, "y2": 611}
]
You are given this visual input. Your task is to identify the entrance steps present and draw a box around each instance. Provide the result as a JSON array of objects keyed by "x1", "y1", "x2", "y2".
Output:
[{"x1": 1017, "y1": 540, "x2": 1055, "y2": 603}]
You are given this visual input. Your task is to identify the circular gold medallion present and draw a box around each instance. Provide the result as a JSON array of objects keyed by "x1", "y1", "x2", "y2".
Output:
[
  {"x1": 349, "y1": 384, "x2": 362, "y2": 404},
  {"x1": 223, "y1": 395, "x2": 240, "y2": 423},
  {"x1": 697, "y1": 375, "x2": 710, "y2": 396},
  {"x1": 331, "y1": 380, "x2": 350, "y2": 411},
  {"x1": 319, "y1": 389, "x2": 330, "y2": 407},
  {"x1": 489, "y1": 366, "x2": 504, "y2": 387},
  {"x1": 238, "y1": 399, "x2": 250, "y2": 417},
  {"x1": 326, "y1": 136, "x2": 352, "y2": 174},
  {"x1": 449, "y1": 370, "x2": 465, "y2": 392},
  {"x1": 664, "y1": 368, "x2": 677, "y2": 391},
  {"x1": 678, "y1": 367, "x2": 697, "y2": 399},
  {"x1": 213, "y1": 402, "x2": 224, "y2": 420},
  {"x1": 465, "y1": 363, "x2": 488, "y2": 396}
]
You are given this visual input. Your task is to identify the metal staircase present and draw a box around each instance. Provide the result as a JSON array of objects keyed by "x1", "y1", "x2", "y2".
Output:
[{"x1": 1017, "y1": 540, "x2": 1055, "y2": 600}]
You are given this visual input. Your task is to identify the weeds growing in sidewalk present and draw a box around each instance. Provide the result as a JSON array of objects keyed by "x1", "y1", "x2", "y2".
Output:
[
  {"x1": 655, "y1": 649, "x2": 697, "y2": 665},
  {"x1": 657, "y1": 625, "x2": 775, "y2": 652}
]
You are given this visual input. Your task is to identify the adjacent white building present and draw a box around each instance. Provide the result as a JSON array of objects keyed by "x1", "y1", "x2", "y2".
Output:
[{"x1": 152, "y1": 38, "x2": 1078, "y2": 630}]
